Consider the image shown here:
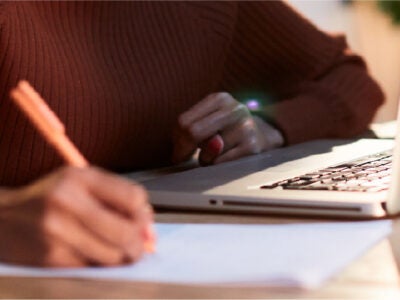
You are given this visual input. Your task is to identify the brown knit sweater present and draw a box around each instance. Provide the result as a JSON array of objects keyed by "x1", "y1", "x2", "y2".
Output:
[{"x1": 0, "y1": 1, "x2": 384, "y2": 186}]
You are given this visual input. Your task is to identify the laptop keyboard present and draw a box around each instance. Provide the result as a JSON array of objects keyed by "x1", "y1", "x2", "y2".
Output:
[{"x1": 261, "y1": 150, "x2": 393, "y2": 192}]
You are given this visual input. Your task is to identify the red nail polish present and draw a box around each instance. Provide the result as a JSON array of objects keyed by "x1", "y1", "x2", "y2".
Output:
[{"x1": 207, "y1": 135, "x2": 224, "y2": 155}]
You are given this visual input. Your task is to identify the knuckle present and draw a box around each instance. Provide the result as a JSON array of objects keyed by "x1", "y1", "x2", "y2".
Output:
[
  {"x1": 240, "y1": 118, "x2": 256, "y2": 134},
  {"x1": 85, "y1": 166, "x2": 107, "y2": 181},
  {"x1": 126, "y1": 183, "x2": 148, "y2": 207},
  {"x1": 120, "y1": 183, "x2": 149, "y2": 216},
  {"x1": 118, "y1": 225, "x2": 137, "y2": 247},
  {"x1": 178, "y1": 109, "x2": 222, "y2": 137},
  {"x1": 231, "y1": 121, "x2": 254, "y2": 143},
  {"x1": 188, "y1": 123, "x2": 203, "y2": 140},
  {"x1": 177, "y1": 114, "x2": 190, "y2": 130},
  {"x1": 46, "y1": 168, "x2": 83, "y2": 198},
  {"x1": 244, "y1": 125, "x2": 257, "y2": 138},
  {"x1": 130, "y1": 247, "x2": 144, "y2": 263},
  {"x1": 57, "y1": 166, "x2": 82, "y2": 181},
  {"x1": 44, "y1": 179, "x2": 77, "y2": 208},
  {"x1": 236, "y1": 104, "x2": 251, "y2": 118},
  {"x1": 79, "y1": 233, "x2": 124, "y2": 266},
  {"x1": 216, "y1": 91, "x2": 231, "y2": 99},
  {"x1": 125, "y1": 238, "x2": 144, "y2": 262},
  {"x1": 44, "y1": 244, "x2": 85, "y2": 267},
  {"x1": 215, "y1": 92, "x2": 233, "y2": 107},
  {"x1": 230, "y1": 106, "x2": 250, "y2": 125},
  {"x1": 101, "y1": 249, "x2": 125, "y2": 266},
  {"x1": 43, "y1": 185, "x2": 67, "y2": 207},
  {"x1": 130, "y1": 184, "x2": 148, "y2": 204},
  {"x1": 245, "y1": 137, "x2": 262, "y2": 154},
  {"x1": 40, "y1": 209, "x2": 59, "y2": 234}
]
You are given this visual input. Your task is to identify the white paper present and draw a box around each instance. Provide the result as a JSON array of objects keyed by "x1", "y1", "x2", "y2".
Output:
[{"x1": 0, "y1": 220, "x2": 391, "y2": 288}]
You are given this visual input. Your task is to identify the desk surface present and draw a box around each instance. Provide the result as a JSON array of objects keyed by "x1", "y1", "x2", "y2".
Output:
[{"x1": 1, "y1": 211, "x2": 400, "y2": 299}]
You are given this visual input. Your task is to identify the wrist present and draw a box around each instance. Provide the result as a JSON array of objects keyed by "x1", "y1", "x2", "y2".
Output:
[
  {"x1": 252, "y1": 116, "x2": 285, "y2": 149},
  {"x1": 0, "y1": 187, "x2": 30, "y2": 209}
]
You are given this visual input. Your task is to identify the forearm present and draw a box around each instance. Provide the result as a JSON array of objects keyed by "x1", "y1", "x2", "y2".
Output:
[
  {"x1": 219, "y1": 1, "x2": 384, "y2": 145},
  {"x1": 265, "y1": 61, "x2": 384, "y2": 145}
]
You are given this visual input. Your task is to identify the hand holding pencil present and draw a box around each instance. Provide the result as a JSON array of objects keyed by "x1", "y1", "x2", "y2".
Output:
[{"x1": 0, "y1": 80, "x2": 155, "y2": 267}]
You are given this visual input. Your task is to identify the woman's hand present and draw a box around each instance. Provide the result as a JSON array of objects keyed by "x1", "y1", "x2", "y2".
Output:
[
  {"x1": 0, "y1": 166, "x2": 154, "y2": 267},
  {"x1": 172, "y1": 92, "x2": 284, "y2": 165}
]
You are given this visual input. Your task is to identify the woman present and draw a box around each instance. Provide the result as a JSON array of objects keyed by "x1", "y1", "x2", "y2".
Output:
[{"x1": 0, "y1": 1, "x2": 383, "y2": 267}]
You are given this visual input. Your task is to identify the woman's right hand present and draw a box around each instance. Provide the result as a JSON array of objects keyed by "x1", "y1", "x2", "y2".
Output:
[{"x1": 0, "y1": 166, "x2": 154, "y2": 267}]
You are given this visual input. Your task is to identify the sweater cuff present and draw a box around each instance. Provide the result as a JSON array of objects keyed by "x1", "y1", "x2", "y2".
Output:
[{"x1": 264, "y1": 93, "x2": 352, "y2": 145}]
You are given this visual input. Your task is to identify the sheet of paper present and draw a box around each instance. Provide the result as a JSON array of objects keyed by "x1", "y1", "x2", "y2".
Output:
[{"x1": 0, "y1": 220, "x2": 391, "y2": 288}]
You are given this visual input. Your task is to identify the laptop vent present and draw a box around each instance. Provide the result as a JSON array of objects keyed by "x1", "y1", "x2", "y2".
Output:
[{"x1": 221, "y1": 200, "x2": 361, "y2": 212}]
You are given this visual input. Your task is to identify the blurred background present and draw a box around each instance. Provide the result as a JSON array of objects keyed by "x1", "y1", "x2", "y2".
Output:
[{"x1": 288, "y1": 0, "x2": 400, "y2": 124}]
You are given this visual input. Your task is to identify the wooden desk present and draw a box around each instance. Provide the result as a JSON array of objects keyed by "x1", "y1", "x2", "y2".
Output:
[{"x1": 1, "y1": 210, "x2": 399, "y2": 299}]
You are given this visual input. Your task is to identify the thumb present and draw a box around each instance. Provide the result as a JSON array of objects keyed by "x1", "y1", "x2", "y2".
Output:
[{"x1": 171, "y1": 133, "x2": 198, "y2": 164}]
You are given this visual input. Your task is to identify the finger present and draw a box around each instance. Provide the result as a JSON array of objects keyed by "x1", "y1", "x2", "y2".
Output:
[
  {"x1": 174, "y1": 94, "x2": 245, "y2": 164},
  {"x1": 214, "y1": 144, "x2": 254, "y2": 164},
  {"x1": 171, "y1": 132, "x2": 198, "y2": 164},
  {"x1": 199, "y1": 118, "x2": 257, "y2": 165},
  {"x1": 42, "y1": 207, "x2": 127, "y2": 266},
  {"x1": 178, "y1": 92, "x2": 232, "y2": 125},
  {"x1": 185, "y1": 103, "x2": 249, "y2": 144},
  {"x1": 51, "y1": 182, "x2": 145, "y2": 261},
  {"x1": 199, "y1": 133, "x2": 224, "y2": 153},
  {"x1": 140, "y1": 204, "x2": 157, "y2": 253},
  {"x1": 43, "y1": 240, "x2": 86, "y2": 268},
  {"x1": 198, "y1": 134, "x2": 224, "y2": 165},
  {"x1": 173, "y1": 97, "x2": 224, "y2": 164},
  {"x1": 82, "y1": 168, "x2": 149, "y2": 219},
  {"x1": 217, "y1": 117, "x2": 257, "y2": 150},
  {"x1": 219, "y1": 116, "x2": 265, "y2": 152},
  {"x1": 87, "y1": 173, "x2": 153, "y2": 257}
]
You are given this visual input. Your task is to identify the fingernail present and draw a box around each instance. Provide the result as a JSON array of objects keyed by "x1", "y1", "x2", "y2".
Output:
[
  {"x1": 207, "y1": 135, "x2": 224, "y2": 156},
  {"x1": 143, "y1": 224, "x2": 157, "y2": 253}
]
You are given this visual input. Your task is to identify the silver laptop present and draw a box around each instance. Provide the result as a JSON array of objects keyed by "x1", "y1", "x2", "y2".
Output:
[{"x1": 138, "y1": 115, "x2": 400, "y2": 218}]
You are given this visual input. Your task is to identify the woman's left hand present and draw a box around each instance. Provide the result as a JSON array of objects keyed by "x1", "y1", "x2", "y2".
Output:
[{"x1": 172, "y1": 92, "x2": 284, "y2": 165}]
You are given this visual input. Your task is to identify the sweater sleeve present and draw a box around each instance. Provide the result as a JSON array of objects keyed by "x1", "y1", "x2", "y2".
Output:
[{"x1": 219, "y1": 1, "x2": 384, "y2": 145}]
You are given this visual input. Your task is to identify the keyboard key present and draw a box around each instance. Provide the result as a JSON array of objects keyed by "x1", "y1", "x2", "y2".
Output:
[{"x1": 259, "y1": 150, "x2": 393, "y2": 192}]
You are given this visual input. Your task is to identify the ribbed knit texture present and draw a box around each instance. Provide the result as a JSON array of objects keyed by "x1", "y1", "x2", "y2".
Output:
[{"x1": 0, "y1": 1, "x2": 384, "y2": 186}]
